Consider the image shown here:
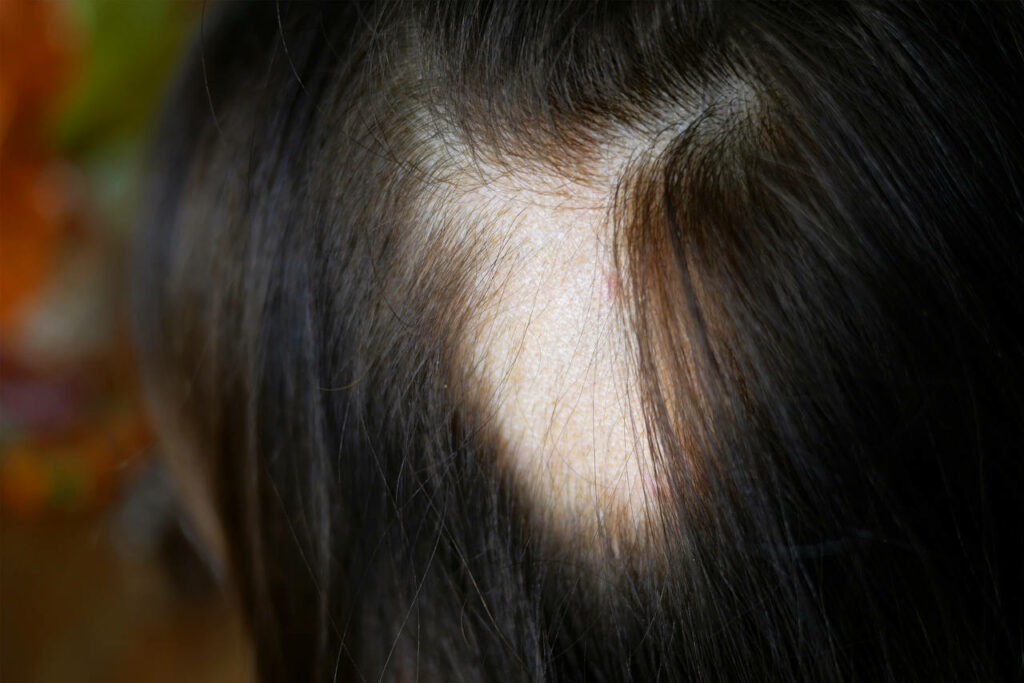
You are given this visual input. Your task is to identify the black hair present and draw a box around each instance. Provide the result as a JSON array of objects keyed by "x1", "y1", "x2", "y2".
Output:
[{"x1": 135, "y1": 2, "x2": 1024, "y2": 680}]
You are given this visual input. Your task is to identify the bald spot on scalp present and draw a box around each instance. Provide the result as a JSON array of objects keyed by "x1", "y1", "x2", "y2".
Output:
[
  {"x1": 415, "y1": 140, "x2": 666, "y2": 555},
  {"x1": 400, "y1": 68, "x2": 763, "y2": 556}
]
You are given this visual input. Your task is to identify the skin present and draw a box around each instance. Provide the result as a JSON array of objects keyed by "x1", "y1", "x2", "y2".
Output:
[{"x1": 450, "y1": 164, "x2": 652, "y2": 550}]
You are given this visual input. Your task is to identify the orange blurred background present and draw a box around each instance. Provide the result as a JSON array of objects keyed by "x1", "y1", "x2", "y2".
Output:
[{"x1": 1, "y1": 1, "x2": 251, "y2": 680}]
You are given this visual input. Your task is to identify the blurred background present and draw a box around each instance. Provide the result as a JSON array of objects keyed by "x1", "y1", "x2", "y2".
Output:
[{"x1": 1, "y1": 1, "x2": 251, "y2": 680}]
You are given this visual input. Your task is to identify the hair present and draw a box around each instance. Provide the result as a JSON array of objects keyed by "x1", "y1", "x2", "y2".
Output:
[{"x1": 134, "y1": 2, "x2": 1024, "y2": 681}]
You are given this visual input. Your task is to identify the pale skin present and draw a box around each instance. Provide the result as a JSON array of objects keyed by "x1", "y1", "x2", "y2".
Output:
[{"x1": 433, "y1": 151, "x2": 660, "y2": 556}]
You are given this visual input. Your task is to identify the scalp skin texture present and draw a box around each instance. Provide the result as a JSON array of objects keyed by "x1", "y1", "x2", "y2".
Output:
[{"x1": 135, "y1": 2, "x2": 1024, "y2": 681}]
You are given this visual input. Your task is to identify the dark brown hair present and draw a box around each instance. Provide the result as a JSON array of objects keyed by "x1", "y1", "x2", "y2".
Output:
[{"x1": 135, "y1": 2, "x2": 1024, "y2": 680}]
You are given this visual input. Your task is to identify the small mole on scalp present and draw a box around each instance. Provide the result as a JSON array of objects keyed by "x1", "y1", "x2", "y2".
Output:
[{"x1": 603, "y1": 272, "x2": 621, "y2": 302}]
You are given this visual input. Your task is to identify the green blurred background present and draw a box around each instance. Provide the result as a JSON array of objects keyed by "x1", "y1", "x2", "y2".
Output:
[{"x1": 1, "y1": 1, "x2": 251, "y2": 680}]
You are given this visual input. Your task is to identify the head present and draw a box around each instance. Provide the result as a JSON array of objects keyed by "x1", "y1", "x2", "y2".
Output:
[{"x1": 135, "y1": 1, "x2": 1024, "y2": 680}]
